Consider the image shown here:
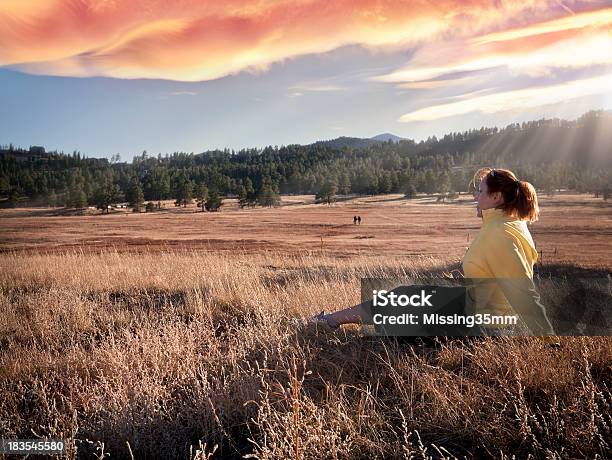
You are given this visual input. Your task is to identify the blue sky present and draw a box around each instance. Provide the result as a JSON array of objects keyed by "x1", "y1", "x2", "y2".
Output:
[{"x1": 1, "y1": 1, "x2": 611, "y2": 159}]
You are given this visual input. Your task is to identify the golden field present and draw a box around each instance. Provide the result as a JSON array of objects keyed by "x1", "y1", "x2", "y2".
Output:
[
  {"x1": 0, "y1": 193, "x2": 610, "y2": 459},
  {"x1": 1, "y1": 193, "x2": 611, "y2": 267}
]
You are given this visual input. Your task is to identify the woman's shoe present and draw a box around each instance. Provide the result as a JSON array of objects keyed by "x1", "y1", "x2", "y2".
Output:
[{"x1": 311, "y1": 311, "x2": 340, "y2": 329}]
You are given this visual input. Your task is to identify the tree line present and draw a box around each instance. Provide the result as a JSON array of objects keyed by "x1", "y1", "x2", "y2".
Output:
[{"x1": 1, "y1": 111, "x2": 610, "y2": 211}]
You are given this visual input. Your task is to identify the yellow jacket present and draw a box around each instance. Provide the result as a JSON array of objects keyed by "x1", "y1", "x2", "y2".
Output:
[{"x1": 462, "y1": 208, "x2": 556, "y2": 336}]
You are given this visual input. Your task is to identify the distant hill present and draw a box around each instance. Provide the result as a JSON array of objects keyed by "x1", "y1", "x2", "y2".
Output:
[
  {"x1": 371, "y1": 133, "x2": 404, "y2": 143},
  {"x1": 310, "y1": 136, "x2": 380, "y2": 150},
  {"x1": 311, "y1": 133, "x2": 404, "y2": 150}
]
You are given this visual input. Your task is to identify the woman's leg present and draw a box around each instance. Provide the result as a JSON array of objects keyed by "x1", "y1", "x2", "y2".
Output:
[{"x1": 323, "y1": 301, "x2": 369, "y2": 327}]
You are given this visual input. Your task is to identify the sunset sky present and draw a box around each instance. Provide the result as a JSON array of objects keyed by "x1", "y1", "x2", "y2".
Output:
[{"x1": 1, "y1": 0, "x2": 611, "y2": 159}]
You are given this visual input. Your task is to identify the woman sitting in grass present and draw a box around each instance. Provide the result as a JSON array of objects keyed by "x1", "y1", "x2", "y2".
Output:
[{"x1": 315, "y1": 167, "x2": 557, "y2": 341}]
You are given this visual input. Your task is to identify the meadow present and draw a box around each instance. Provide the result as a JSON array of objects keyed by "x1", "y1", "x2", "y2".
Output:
[{"x1": 0, "y1": 193, "x2": 610, "y2": 459}]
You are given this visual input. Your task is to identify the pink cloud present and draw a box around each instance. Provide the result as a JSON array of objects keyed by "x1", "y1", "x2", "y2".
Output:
[
  {"x1": 0, "y1": 0, "x2": 575, "y2": 81},
  {"x1": 373, "y1": 6, "x2": 612, "y2": 83}
]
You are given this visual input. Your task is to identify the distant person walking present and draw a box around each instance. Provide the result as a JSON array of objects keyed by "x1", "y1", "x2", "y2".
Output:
[
  {"x1": 313, "y1": 168, "x2": 557, "y2": 343},
  {"x1": 357, "y1": 216, "x2": 362, "y2": 225},
  {"x1": 353, "y1": 215, "x2": 358, "y2": 225}
]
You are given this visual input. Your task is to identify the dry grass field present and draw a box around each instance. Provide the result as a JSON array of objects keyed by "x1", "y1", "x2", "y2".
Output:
[
  {"x1": 0, "y1": 193, "x2": 610, "y2": 459},
  {"x1": 1, "y1": 193, "x2": 611, "y2": 267}
]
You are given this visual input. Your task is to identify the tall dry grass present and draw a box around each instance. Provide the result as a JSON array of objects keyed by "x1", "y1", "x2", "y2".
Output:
[{"x1": 0, "y1": 250, "x2": 610, "y2": 459}]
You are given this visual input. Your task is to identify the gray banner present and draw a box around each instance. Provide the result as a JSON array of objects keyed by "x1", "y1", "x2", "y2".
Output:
[{"x1": 359, "y1": 277, "x2": 611, "y2": 337}]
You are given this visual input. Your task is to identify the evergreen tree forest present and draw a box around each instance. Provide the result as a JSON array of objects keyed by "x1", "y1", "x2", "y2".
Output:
[{"x1": 1, "y1": 111, "x2": 611, "y2": 210}]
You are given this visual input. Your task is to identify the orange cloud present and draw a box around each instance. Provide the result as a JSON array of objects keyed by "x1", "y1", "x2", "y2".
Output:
[
  {"x1": 373, "y1": 6, "x2": 612, "y2": 83},
  {"x1": 0, "y1": 0, "x2": 572, "y2": 81},
  {"x1": 472, "y1": 6, "x2": 612, "y2": 45}
]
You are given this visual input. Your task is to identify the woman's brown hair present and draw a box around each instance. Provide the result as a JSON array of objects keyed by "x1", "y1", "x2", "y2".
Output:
[{"x1": 472, "y1": 167, "x2": 540, "y2": 222}]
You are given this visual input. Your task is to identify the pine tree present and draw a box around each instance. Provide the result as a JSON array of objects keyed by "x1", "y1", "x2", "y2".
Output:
[
  {"x1": 237, "y1": 184, "x2": 248, "y2": 208},
  {"x1": 316, "y1": 179, "x2": 338, "y2": 205},
  {"x1": 244, "y1": 178, "x2": 256, "y2": 207},
  {"x1": 8, "y1": 189, "x2": 20, "y2": 208},
  {"x1": 93, "y1": 182, "x2": 122, "y2": 213},
  {"x1": 194, "y1": 183, "x2": 209, "y2": 212},
  {"x1": 67, "y1": 170, "x2": 87, "y2": 208},
  {"x1": 437, "y1": 171, "x2": 451, "y2": 199},
  {"x1": 175, "y1": 180, "x2": 193, "y2": 207},
  {"x1": 423, "y1": 170, "x2": 437, "y2": 195},
  {"x1": 146, "y1": 167, "x2": 170, "y2": 208},
  {"x1": 257, "y1": 184, "x2": 280, "y2": 207},
  {"x1": 339, "y1": 172, "x2": 351, "y2": 195},
  {"x1": 0, "y1": 175, "x2": 10, "y2": 196},
  {"x1": 204, "y1": 189, "x2": 223, "y2": 211},
  {"x1": 126, "y1": 176, "x2": 144, "y2": 212},
  {"x1": 404, "y1": 183, "x2": 417, "y2": 199},
  {"x1": 47, "y1": 189, "x2": 58, "y2": 207},
  {"x1": 378, "y1": 171, "x2": 392, "y2": 194},
  {"x1": 71, "y1": 189, "x2": 87, "y2": 208},
  {"x1": 245, "y1": 177, "x2": 255, "y2": 196}
]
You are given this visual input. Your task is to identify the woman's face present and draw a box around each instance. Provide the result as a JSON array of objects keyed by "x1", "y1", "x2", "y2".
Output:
[{"x1": 474, "y1": 178, "x2": 503, "y2": 217}]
